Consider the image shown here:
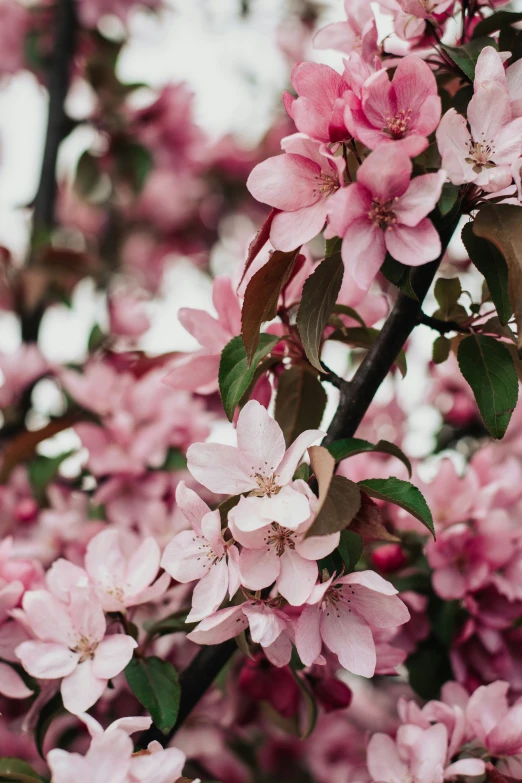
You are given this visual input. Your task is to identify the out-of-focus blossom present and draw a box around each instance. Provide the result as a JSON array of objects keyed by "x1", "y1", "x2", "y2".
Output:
[
  {"x1": 0, "y1": 0, "x2": 29, "y2": 78},
  {"x1": 313, "y1": 0, "x2": 378, "y2": 63},
  {"x1": 0, "y1": 346, "x2": 49, "y2": 409},
  {"x1": 108, "y1": 290, "x2": 150, "y2": 339}
]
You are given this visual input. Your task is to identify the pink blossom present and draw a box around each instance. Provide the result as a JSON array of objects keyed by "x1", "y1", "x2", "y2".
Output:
[
  {"x1": 436, "y1": 71, "x2": 522, "y2": 191},
  {"x1": 108, "y1": 290, "x2": 151, "y2": 339},
  {"x1": 230, "y1": 483, "x2": 339, "y2": 606},
  {"x1": 161, "y1": 482, "x2": 239, "y2": 621},
  {"x1": 0, "y1": 346, "x2": 49, "y2": 409},
  {"x1": 326, "y1": 146, "x2": 445, "y2": 290},
  {"x1": 427, "y1": 523, "x2": 492, "y2": 600},
  {"x1": 295, "y1": 571, "x2": 410, "y2": 677},
  {"x1": 85, "y1": 528, "x2": 169, "y2": 612},
  {"x1": 345, "y1": 55, "x2": 441, "y2": 157},
  {"x1": 187, "y1": 400, "x2": 323, "y2": 531},
  {"x1": 247, "y1": 133, "x2": 344, "y2": 251},
  {"x1": 367, "y1": 723, "x2": 485, "y2": 783},
  {"x1": 467, "y1": 681, "x2": 522, "y2": 756},
  {"x1": 313, "y1": 0, "x2": 378, "y2": 63},
  {"x1": 283, "y1": 63, "x2": 350, "y2": 143},
  {"x1": 164, "y1": 276, "x2": 241, "y2": 395},
  {"x1": 187, "y1": 600, "x2": 295, "y2": 667},
  {"x1": 16, "y1": 587, "x2": 137, "y2": 714},
  {"x1": 0, "y1": 0, "x2": 29, "y2": 78}
]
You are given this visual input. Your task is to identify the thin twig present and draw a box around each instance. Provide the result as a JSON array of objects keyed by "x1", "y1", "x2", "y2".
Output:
[{"x1": 418, "y1": 312, "x2": 470, "y2": 335}]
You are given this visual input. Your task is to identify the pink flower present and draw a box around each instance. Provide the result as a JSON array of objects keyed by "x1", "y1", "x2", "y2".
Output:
[
  {"x1": 313, "y1": 0, "x2": 378, "y2": 63},
  {"x1": 187, "y1": 400, "x2": 323, "y2": 531},
  {"x1": 295, "y1": 571, "x2": 410, "y2": 677},
  {"x1": 161, "y1": 482, "x2": 239, "y2": 621},
  {"x1": 230, "y1": 483, "x2": 339, "y2": 606},
  {"x1": 326, "y1": 146, "x2": 445, "y2": 290},
  {"x1": 85, "y1": 528, "x2": 169, "y2": 612},
  {"x1": 283, "y1": 63, "x2": 350, "y2": 143},
  {"x1": 436, "y1": 63, "x2": 522, "y2": 191},
  {"x1": 16, "y1": 587, "x2": 137, "y2": 714},
  {"x1": 164, "y1": 276, "x2": 241, "y2": 395},
  {"x1": 0, "y1": 0, "x2": 29, "y2": 77},
  {"x1": 108, "y1": 290, "x2": 150, "y2": 339},
  {"x1": 345, "y1": 55, "x2": 441, "y2": 157},
  {"x1": 0, "y1": 345, "x2": 49, "y2": 408},
  {"x1": 467, "y1": 681, "x2": 522, "y2": 756},
  {"x1": 187, "y1": 600, "x2": 295, "y2": 667},
  {"x1": 247, "y1": 133, "x2": 344, "y2": 251},
  {"x1": 367, "y1": 723, "x2": 485, "y2": 783}
]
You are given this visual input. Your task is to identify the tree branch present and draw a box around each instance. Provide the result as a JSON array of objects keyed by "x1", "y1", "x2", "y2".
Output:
[
  {"x1": 418, "y1": 312, "x2": 470, "y2": 335},
  {"x1": 20, "y1": 0, "x2": 77, "y2": 343},
  {"x1": 143, "y1": 210, "x2": 461, "y2": 748}
]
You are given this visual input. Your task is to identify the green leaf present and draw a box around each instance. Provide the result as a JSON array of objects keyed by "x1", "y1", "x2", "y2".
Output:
[
  {"x1": 441, "y1": 37, "x2": 498, "y2": 81},
  {"x1": 296, "y1": 253, "x2": 344, "y2": 372},
  {"x1": 433, "y1": 335, "x2": 451, "y2": 364},
  {"x1": 328, "y1": 327, "x2": 407, "y2": 377},
  {"x1": 75, "y1": 151, "x2": 101, "y2": 198},
  {"x1": 28, "y1": 452, "x2": 73, "y2": 503},
  {"x1": 306, "y1": 475, "x2": 361, "y2": 537},
  {"x1": 472, "y1": 11, "x2": 522, "y2": 38},
  {"x1": 274, "y1": 366, "x2": 327, "y2": 447},
  {"x1": 87, "y1": 323, "x2": 105, "y2": 352},
  {"x1": 144, "y1": 612, "x2": 196, "y2": 639},
  {"x1": 125, "y1": 656, "x2": 180, "y2": 735},
  {"x1": 473, "y1": 204, "x2": 522, "y2": 348},
  {"x1": 241, "y1": 248, "x2": 299, "y2": 365},
  {"x1": 434, "y1": 277, "x2": 462, "y2": 318},
  {"x1": 457, "y1": 334, "x2": 518, "y2": 439},
  {"x1": 462, "y1": 221, "x2": 512, "y2": 326},
  {"x1": 438, "y1": 183, "x2": 459, "y2": 217},
  {"x1": 357, "y1": 477, "x2": 435, "y2": 538},
  {"x1": 325, "y1": 236, "x2": 342, "y2": 256},
  {"x1": 331, "y1": 304, "x2": 366, "y2": 328},
  {"x1": 380, "y1": 255, "x2": 419, "y2": 300},
  {"x1": 35, "y1": 691, "x2": 64, "y2": 759},
  {"x1": 337, "y1": 529, "x2": 364, "y2": 572},
  {"x1": 0, "y1": 759, "x2": 44, "y2": 783},
  {"x1": 162, "y1": 449, "x2": 187, "y2": 471},
  {"x1": 327, "y1": 437, "x2": 412, "y2": 477},
  {"x1": 406, "y1": 639, "x2": 453, "y2": 701},
  {"x1": 219, "y1": 334, "x2": 280, "y2": 421}
]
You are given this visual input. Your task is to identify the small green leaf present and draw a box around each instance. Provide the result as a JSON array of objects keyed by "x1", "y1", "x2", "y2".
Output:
[
  {"x1": 296, "y1": 253, "x2": 344, "y2": 372},
  {"x1": 357, "y1": 477, "x2": 435, "y2": 538},
  {"x1": 434, "y1": 277, "x2": 462, "y2": 318},
  {"x1": 219, "y1": 334, "x2": 280, "y2": 420},
  {"x1": 327, "y1": 437, "x2": 412, "y2": 477},
  {"x1": 144, "y1": 612, "x2": 195, "y2": 639},
  {"x1": 438, "y1": 183, "x2": 459, "y2": 217},
  {"x1": 28, "y1": 452, "x2": 73, "y2": 503},
  {"x1": 88, "y1": 323, "x2": 105, "y2": 352},
  {"x1": 75, "y1": 151, "x2": 101, "y2": 198},
  {"x1": 380, "y1": 255, "x2": 418, "y2": 300},
  {"x1": 328, "y1": 327, "x2": 407, "y2": 377},
  {"x1": 306, "y1": 476, "x2": 361, "y2": 537},
  {"x1": 433, "y1": 335, "x2": 451, "y2": 365},
  {"x1": 457, "y1": 334, "x2": 518, "y2": 439},
  {"x1": 125, "y1": 656, "x2": 180, "y2": 735},
  {"x1": 275, "y1": 367, "x2": 327, "y2": 447},
  {"x1": 162, "y1": 449, "x2": 187, "y2": 472},
  {"x1": 0, "y1": 758, "x2": 45, "y2": 783},
  {"x1": 462, "y1": 221, "x2": 512, "y2": 326},
  {"x1": 331, "y1": 304, "x2": 366, "y2": 328},
  {"x1": 293, "y1": 463, "x2": 310, "y2": 482},
  {"x1": 337, "y1": 529, "x2": 364, "y2": 572},
  {"x1": 442, "y1": 37, "x2": 498, "y2": 81},
  {"x1": 325, "y1": 236, "x2": 342, "y2": 257}
]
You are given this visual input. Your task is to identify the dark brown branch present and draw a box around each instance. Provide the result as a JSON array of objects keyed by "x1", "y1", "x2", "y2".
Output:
[
  {"x1": 323, "y1": 211, "x2": 461, "y2": 445},
  {"x1": 143, "y1": 210, "x2": 461, "y2": 749},
  {"x1": 418, "y1": 312, "x2": 470, "y2": 335},
  {"x1": 20, "y1": 0, "x2": 77, "y2": 344}
]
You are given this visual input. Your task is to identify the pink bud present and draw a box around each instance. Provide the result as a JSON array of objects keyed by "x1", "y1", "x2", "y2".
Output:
[
  {"x1": 15, "y1": 498, "x2": 39, "y2": 524},
  {"x1": 371, "y1": 544, "x2": 407, "y2": 573}
]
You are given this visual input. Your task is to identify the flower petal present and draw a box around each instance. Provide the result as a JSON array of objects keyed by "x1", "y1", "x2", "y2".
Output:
[
  {"x1": 92, "y1": 634, "x2": 137, "y2": 679},
  {"x1": 16, "y1": 640, "x2": 79, "y2": 679},
  {"x1": 320, "y1": 602, "x2": 376, "y2": 677},
  {"x1": 186, "y1": 443, "x2": 255, "y2": 495},
  {"x1": 61, "y1": 659, "x2": 107, "y2": 714},
  {"x1": 385, "y1": 219, "x2": 441, "y2": 267},
  {"x1": 236, "y1": 400, "x2": 286, "y2": 478}
]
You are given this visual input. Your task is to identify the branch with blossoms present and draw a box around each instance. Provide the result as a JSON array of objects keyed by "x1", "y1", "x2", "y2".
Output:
[{"x1": 4, "y1": 0, "x2": 522, "y2": 781}]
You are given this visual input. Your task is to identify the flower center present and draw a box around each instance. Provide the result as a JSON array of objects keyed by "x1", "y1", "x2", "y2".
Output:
[
  {"x1": 191, "y1": 535, "x2": 222, "y2": 568},
  {"x1": 312, "y1": 171, "x2": 339, "y2": 200},
  {"x1": 265, "y1": 523, "x2": 296, "y2": 557},
  {"x1": 384, "y1": 109, "x2": 413, "y2": 139},
  {"x1": 71, "y1": 635, "x2": 99, "y2": 663},
  {"x1": 368, "y1": 198, "x2": 398, "y2": 231},
  {"x1": 251, "y1": 473, "x2": 282, "y2": 497},
  {"x1": 321, "y1": 585, "x2": 357, "y2": 618},
  {"x1": 465, "y1": 137, "x2": 496, "y2": 173}
]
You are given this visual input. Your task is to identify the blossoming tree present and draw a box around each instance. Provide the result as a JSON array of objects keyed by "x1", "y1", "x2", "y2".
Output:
[{"x1": 3, "y1": 0, "x2": 522, "y2": 780}]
